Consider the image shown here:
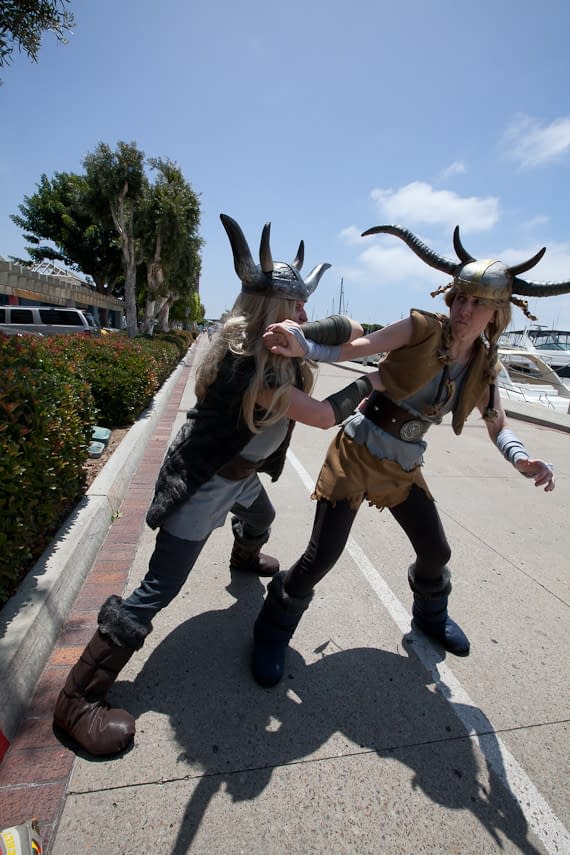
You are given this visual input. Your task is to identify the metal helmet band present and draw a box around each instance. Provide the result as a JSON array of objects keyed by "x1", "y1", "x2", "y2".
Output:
[
  {"x1": 221, "y1": 213, "x2": 331, "y2": 301},
  {"x1": 361, "y1": 225, "x2": 570, "y2": 313}
]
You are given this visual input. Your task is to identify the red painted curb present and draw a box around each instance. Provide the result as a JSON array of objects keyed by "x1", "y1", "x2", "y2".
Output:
[{"x1": 0, "y1": 729, "x2": 9, "y2": 764}]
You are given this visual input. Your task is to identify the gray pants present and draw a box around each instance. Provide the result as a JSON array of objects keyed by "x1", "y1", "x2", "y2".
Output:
[{"x1": 121, "y1": 487, "x2": 275, "y2": 627}]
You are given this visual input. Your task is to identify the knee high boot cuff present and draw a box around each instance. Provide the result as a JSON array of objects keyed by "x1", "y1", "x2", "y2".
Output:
[
  {"x1": 231, "y1": 516, "x2": 270, "y2": 549},
  {"x1": 230, "y1": 518, "x2": 278, "y2": 576},
  {"x1": 98, "y1": 595, "x2": 152, "y2": 650},
  {"x1": 407, "y1": 564, "x2": 451, "y2": 598},
  {"x1": 252, "y1": 572, "x2": 313, "y2": 687},
  {"x1": 262, "y1": 571, "x2": 314, "y2": 626}
]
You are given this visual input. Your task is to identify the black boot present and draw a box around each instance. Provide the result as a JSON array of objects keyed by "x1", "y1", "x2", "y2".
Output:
[
  {"x1": 53, "y1": 596, "x2": 151, "y2": 756},
  {"x1": 229, "y1": 519, "x2": 279, "y2": 577},
  {"x1": 251, "y1": 571, "x2": 313, "y2": 686},
  {"x1": 408, "y1": 565, "x2": 470, "y2": 657}
]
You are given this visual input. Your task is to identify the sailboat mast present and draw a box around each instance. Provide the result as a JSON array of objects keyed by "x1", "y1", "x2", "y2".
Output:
[{"x1": 338, "y1": 277, "x2": 345, "y2": 314}]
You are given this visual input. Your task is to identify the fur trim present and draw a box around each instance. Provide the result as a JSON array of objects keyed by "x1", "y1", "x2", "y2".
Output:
[
  {"x1": 231, "y1": 517, "x2": 270, "y2": 550},
  {"x1": 407, "y1": 564, "x2": 452, "y2": 598},
  {"x1": 268, "y1": 571, "x2": 314, "y2": 613},
  {"x1": 98, "y1": 595, "x2": 151, "y2": 650}
]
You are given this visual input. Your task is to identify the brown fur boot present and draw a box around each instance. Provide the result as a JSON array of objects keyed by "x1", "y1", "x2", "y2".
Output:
[
  {"x1": 53, "y1": 596, "x2": 150, "y2": 756},
  {"x1": 229, "y1": 537, "x2": 279, "y2": 576}
]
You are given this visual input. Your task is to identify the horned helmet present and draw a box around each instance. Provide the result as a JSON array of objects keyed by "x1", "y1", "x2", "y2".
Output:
[
  {"x1": 361, "y1": 224, "x2": 570, "y2": 319},
  {"x1": 221, "y1": 213, "x2": 330, "y2": 302}
]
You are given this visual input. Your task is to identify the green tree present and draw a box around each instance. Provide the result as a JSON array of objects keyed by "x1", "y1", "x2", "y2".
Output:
[
  {"x1": 10, "y1": 171, "x2": 123, "y2": 294},
  {"x1": 83, "y1": 141, "x2": 147, "y2": 338},
  {"x1": 11, "y1": 140, "x2": 203, "y2": 337},
  {"x1": 139, "y1": 158, "x2": 202, "y2": 334},
  {"x1": 0, "y1": 0, "x2": 74, "y2": 79}
]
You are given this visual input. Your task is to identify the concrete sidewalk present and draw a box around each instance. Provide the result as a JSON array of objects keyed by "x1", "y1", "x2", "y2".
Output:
[{"x1": 0, "y1": 338, "x2": 568, "y2": 854}]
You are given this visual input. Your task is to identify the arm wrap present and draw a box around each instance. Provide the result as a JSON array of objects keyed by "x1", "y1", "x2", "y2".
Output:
[
  {"x1": 288, "y1": 325, "x2": 342, "y2": 362},
  {"x1": 495, "y1": 427, "x2": 530, "y2": 467},
  {"x1": 300, "y1": 314, "x2": 353, "y2": 345},
  {"x1": 326, "y1": 375, "x2": 373, "y2": 424}
]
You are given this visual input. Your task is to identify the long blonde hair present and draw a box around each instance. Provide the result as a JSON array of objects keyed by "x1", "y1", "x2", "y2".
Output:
[{"x1": 195, "y1": 292, "x2": 315, "y2": 432}]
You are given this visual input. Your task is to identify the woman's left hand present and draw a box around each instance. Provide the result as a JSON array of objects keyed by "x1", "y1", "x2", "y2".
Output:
[{"x1": 515, "y1": 458, "x2": 555, "y2": 492}]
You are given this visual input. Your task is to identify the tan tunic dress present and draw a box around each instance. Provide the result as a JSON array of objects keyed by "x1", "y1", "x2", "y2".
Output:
[{"x1": 313, "y1": 309, "x2": 494, "y2": 510}]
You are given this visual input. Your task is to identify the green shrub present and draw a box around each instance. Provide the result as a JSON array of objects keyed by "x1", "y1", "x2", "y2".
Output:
[
  {"x1": 42, "y1": 335, "x2": 180, "y2": 427},
  {"x1": 0, "y1": 330, "x2": 184, "y2": 605},
  {"x1": 153, "y1": 331, "x2": 188, "y2": 358},
  {"x1": 0, "y1": 335, "x2": 97, "y2": 603}
]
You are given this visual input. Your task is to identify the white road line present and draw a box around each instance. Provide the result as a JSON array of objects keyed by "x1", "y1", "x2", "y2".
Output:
[{"x1": 286, "y1": 448, "x2": 570, "y2": 855}]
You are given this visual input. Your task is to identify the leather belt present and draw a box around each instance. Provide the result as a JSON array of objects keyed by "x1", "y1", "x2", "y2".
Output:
[
  {"x1": 217, "y1": 455, "x2": 258, "y2": 481},
  {"x1": 362, "y1": 392, "x2": 429, "y2": 443}
]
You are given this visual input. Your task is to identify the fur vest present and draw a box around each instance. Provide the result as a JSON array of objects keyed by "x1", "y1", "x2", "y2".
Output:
[{"x1": 146, "y1": 351, "x2": 296, "y2": 529}]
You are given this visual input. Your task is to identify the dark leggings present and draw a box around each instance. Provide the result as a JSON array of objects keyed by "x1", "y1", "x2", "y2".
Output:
[
  {"x1": 284, "y1": 484, "x2": 451, "y2": 598},
  {"x1": 122, "y1": 487, "x2": 276, "y2": 626}
]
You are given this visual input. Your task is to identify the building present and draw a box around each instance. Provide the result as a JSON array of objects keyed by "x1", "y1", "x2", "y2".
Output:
[{"x1": 0, "y1": 258, "x2": 124, "y2": 329}]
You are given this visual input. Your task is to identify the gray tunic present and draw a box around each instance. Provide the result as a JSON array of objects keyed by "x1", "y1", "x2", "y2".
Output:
[
  {"x1": 344, "y1": 365, "x2": 466, "y2": 471},
  {"x1": 162, "y1": 418, "x2": 290, "y2": 541}
]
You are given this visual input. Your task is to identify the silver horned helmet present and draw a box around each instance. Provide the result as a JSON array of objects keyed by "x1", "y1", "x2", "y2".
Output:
[
  {"x1": 221, "y1": 213, "x2": 331, "y2": 301},
  {"x1": 362, "y1": 224, "x2": 570, "y2": 318}
]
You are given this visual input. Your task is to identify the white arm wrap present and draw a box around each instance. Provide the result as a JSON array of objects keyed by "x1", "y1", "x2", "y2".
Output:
[
  {"x1": 496, "y1": 428, "x2": 530, "y2": 467},
  {"x1": 288, "y1": 326, "x2": 342, "y2": 362},
  {"x1": 305, "y1": 340, "x2": 342, "y2": 362}
]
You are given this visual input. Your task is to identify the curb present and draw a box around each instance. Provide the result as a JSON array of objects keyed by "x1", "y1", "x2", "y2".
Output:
[
  {"x1": 503, "y1": 400, "x2": 570, "y2": 433},
  {"x1": 0, "y1": 351, "x2": 191, "y2": 748}
]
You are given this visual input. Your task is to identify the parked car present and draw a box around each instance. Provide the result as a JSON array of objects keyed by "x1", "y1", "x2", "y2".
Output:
[{"x1": 0, "y1": 306, "x2": 100, "y2": 337}]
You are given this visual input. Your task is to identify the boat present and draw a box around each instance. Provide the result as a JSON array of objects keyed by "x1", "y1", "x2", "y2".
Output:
[
  {"x1": 497, "y1": 346, "x2": 570, "y2": 414},
  {"x1": 499, "y1": 328, "x2": 570, "y2": 378}
]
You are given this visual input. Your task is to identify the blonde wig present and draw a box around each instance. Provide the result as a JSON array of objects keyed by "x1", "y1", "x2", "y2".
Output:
[{"x1": 195, "y1": 293, "x2": 315, "y2": 433}]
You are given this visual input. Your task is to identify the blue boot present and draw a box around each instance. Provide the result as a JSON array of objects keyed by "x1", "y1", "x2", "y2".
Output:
[
  {"x1": 408, "y1": 565, "x2": 470, "y2": 657},
  {"x1": 252, "y1": 572, "x2": 313, "y2": 687}
]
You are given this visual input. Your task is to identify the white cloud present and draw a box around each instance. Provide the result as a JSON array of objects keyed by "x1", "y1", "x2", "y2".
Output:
[
  {"x1": 339, "y1": 225, "x2": 363, "y2": 245},
  {"x1": 440, "y1": 161, "x2": 466, "y2": 180},
  {"x1": 522, "y1": 215, "x2": 550, "y2": 231},
  {"x1": 347, "y1": 242, "x2": 445, "y2": 291},
  {"x1": 370, "y1": 181, "x2": 500, "y2": 233},
  {"x1": 500, "y1": 240, "x2": 570, "y2": 282},
  {"x1": 503, "y1": 114, "x2": 570, "y2": 168}
]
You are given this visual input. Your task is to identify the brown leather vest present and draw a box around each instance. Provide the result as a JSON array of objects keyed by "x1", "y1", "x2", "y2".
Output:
[{"x1": 378, "y1": 309, "x2": 492, "y2": 435}]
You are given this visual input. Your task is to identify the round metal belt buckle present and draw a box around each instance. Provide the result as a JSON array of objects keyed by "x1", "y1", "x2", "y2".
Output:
[{"x1": 399, "y1": 419, "x2": 426, "y2": 442}]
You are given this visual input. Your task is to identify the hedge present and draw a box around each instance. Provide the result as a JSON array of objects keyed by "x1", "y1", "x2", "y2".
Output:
[{"x1": 0, "y1": 330, "x2": 191, "y2": 605}]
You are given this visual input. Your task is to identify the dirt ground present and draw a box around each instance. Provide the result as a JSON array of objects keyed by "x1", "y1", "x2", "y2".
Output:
[{"x1": 84, "y1": 427, "x2": 130, "y2": 489}]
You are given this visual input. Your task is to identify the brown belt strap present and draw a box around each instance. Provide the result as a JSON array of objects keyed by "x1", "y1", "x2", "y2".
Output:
[{"x1": 362, "y1": 392, "x2": 429, "y2": 442}]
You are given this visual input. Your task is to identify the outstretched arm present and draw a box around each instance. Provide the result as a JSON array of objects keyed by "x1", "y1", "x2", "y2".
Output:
[
  {"x1": 257, "y1": 370, "x2": 384, "y2": 429},
  {"x1": 263, "y1": 316, "x2": 414, "y2": 362},
  {"x1": 480, "y1": 387, "x2": 555, "y2": 492}
]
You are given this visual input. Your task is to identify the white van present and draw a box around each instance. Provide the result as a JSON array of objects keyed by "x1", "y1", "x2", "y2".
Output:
[{"x1": 0, "y1": 306, "x2": 100, "y2": 337}]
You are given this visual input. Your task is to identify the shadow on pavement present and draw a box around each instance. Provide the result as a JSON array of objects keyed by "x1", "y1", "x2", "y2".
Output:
[{"x1": 113, "y1": 572, "x2": 540, "y2": 855}]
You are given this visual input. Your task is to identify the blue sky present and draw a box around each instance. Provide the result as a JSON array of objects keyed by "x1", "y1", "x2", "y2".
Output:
[{"x1": 1, "y1": 0, "x2": 569, "y2": 328}]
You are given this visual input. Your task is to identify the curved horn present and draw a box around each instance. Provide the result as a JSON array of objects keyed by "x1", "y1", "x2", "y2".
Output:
[
  {"x1": 220, "y1": 214, "x2": 257, "y2": 281},
  {"x1": 304, "y1": 263, "x2": 331, "y2": 297},
  {"x1": 510, "y1": 244, "x2": 570, "y2": 296},
  {"x1": 507, "y1": 246, "x2": 547, "y2": 277},
  {"x1": 361, "y1": 225, "x2": 459, "y2": 276},
  {"x1": 512, "y1": 276, "x2": 570, "y2": 297},
  {"x1": 292, "y1": 240, "x2": 304, "y2": 271},
  {"x1": 259, "y1": 222, "x2": 273, "y2": 273},
  {"x1": 452, "y1": 225, "x2": 476, "y2": 263}
]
